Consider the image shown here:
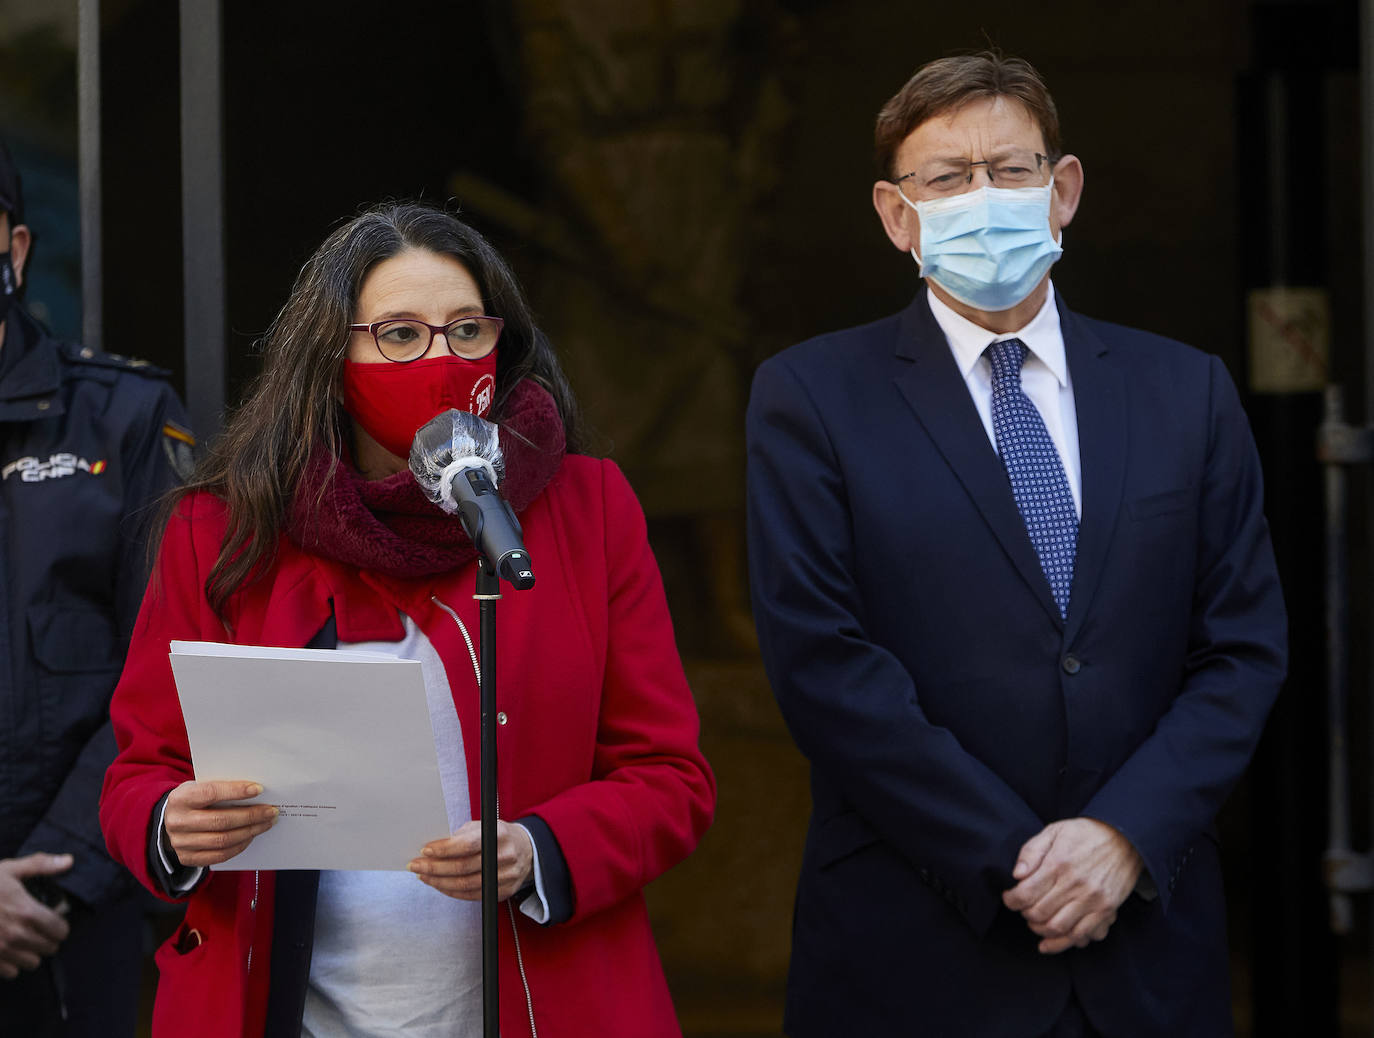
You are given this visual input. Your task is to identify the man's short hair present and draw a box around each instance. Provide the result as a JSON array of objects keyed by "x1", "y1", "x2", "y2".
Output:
[{"x1": 874, "y1": 51, "x2": 1062, "y2": 180}]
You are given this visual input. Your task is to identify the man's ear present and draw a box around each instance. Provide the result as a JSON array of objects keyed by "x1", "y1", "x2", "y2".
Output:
[
  {"x1": 873, "y1": 180, "x2": 918, "y2": 254},
  {"x1": 1050, "y1": 155, "x2": 1084, "y2": 232},
  {"x1": 9, "y1": 224, "x2": 32, "y2": 288}
]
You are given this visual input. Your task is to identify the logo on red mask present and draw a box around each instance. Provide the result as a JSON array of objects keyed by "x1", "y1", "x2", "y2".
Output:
[{"x1": 342, "y1": 351, "x2": 499, "y2": 459}]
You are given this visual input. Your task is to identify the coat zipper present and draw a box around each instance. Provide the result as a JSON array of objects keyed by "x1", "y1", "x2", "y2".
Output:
[
  {"x1": 247, "y1": 869, "x2": 259, "y2": 975},
  {"x1": 507, "y1": 899, "x2": 539, "y2": 1038},
  {"x1": 431, "y1": 594, "x2": 539, "y2": 1037}
]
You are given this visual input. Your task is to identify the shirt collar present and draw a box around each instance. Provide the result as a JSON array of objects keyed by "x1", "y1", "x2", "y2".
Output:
[{"x1": 927, "y1": 282, "x2": 1068, "y2": 387}]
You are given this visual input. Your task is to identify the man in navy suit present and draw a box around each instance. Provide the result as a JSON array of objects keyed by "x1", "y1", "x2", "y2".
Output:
[{"x1": 746, "y1": 52, "x2": 1286, "y2": 1037}]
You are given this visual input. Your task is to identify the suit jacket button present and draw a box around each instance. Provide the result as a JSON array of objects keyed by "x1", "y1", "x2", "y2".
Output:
[{"x1": 1062, "y1": 655, "x2": 1082, "y2": 675}]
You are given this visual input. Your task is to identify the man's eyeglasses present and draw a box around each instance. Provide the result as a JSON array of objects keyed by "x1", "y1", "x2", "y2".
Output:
[
  {"x1": 893, "y1": 150, "x2": 1053, "y2": 201},
  {"x1": 348, "y1": 316, "x2": 504, "y2": 362}
]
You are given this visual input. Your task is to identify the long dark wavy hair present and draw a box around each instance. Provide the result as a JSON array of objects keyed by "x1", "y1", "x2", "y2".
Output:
[{"x1": 172, "y1": 201, "x2": 585, "y2": 618}]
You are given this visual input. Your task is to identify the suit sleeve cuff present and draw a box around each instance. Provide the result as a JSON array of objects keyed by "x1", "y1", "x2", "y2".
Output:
[
  {"x1": 1134, "y1": 869, "x2": 1159, "y2": 902},
  {"x1": 515, "y1": 815, "x2": 572, "y2": 926},
  {"x1": 17, "y1": 817, "x2": 128, "y2": 909},
  {"x1": 149, "y1": 791, "x2": 206, "y2": 897}
]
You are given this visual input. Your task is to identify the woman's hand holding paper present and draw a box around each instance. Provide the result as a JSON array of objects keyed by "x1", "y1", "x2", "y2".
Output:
[
  {"x1": 409, "y1": 820, "x2": 533, "y2": 902},
  {"x1": 164, "y1": 780, "x2": 278, "y2": 867}
]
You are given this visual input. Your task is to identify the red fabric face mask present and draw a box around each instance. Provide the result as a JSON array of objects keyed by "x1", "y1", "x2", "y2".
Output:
[{"x1": 342, "y1": 352, "x2": 499, "y2": 460}]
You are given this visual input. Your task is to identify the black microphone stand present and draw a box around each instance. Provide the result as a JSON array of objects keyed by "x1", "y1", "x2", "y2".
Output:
[
  {"x1": 475, "y1": 556, "x2": 501, "y2": 1038},
  {"x1": 410, "y1": 414, "x2": 534, "y2": 1038}
]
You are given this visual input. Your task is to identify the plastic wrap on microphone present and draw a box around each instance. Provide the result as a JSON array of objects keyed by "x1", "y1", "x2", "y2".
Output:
[
  {"x1": 409, "y1": 409, "x2": 536, "y2": 590},
  {"x1": 409, "y1": 409, "x2": 506, "y2": 514}
]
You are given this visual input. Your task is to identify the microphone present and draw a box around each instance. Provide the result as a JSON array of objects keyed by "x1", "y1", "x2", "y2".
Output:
[{"x1": 409, "y1": 409, "x2": 535, "y2": 590}]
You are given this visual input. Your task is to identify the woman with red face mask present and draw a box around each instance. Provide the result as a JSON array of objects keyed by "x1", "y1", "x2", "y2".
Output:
[{"x1": 97, "y1": 202, "x2": 716, "y2": 1038}]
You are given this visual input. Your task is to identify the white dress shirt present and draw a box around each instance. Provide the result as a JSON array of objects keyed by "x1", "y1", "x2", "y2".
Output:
[{"x1": 926, "y1": 282, "x2": 1082, "y2": 519}]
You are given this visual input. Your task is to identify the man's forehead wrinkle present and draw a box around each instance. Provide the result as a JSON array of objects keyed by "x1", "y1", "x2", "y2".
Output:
[
  {"x1": 904, "y1": 97, "x2": 1044, "y2": 164},
  {"x1": 905, "y1": 130, "x2": 1028, "y2": 167}
]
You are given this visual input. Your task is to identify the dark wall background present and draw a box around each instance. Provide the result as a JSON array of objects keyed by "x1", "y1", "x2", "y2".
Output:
[
  {"x1": 3, "y1": 0, "x2": 1364, "y2": 1034},
  {"x1": 218, "y1": 1, "x2": 532, "y2": 399}
]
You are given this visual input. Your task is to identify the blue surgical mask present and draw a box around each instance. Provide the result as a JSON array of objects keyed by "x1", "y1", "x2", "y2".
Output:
[{"x1": 903, "y1": 181, "x2": 1062, "y2": 312}]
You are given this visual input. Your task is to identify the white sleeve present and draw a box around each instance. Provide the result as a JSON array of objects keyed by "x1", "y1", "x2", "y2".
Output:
[
  {"x1": 514, "y1": 822, "x2": 550, "y2": 924},
  {"x1": 156, "y1": 795, "x2": 206, "y2": 894}
]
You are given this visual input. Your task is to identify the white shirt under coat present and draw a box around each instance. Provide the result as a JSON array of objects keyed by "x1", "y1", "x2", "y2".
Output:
[
  {"x1": 302, "y1": 615, "x2": 551, "y2": 1038},
  {"x1": 926, "y1": 281, "x2": 1083, "y2": 520}
]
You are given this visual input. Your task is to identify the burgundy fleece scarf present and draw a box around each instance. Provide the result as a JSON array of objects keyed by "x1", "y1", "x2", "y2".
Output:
[{"x1": 285, "y1": 379, "x2": 566, "y2": 578}]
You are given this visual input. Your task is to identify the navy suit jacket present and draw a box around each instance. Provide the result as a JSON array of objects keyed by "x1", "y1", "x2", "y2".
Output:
[{"x1": 746, "y1": 288, "x2": 1287, "y2": 1038}]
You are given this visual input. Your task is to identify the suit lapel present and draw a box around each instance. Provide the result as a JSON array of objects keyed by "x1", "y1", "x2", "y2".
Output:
[
  {"x1": 1058, "y1": 299, "x2": 1126, "y2": 644},
  {"x1": 891, "y1": 290, "x2": 1063, "y2": 627}
]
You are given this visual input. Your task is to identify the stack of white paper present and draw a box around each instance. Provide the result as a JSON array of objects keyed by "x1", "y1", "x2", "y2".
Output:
[{"x1": 169, "y1": 640, "x2": 450, "y2": 871}]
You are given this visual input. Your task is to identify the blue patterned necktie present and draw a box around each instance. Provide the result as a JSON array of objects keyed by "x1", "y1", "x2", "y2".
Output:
[{"x1": 986, "y1": 338, "x2": 1078, "y2": 618}]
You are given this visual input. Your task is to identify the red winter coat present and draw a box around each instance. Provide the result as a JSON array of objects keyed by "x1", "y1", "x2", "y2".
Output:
[{"x1": 99, "y1": 455, "x2": 715, "y2": 1038}]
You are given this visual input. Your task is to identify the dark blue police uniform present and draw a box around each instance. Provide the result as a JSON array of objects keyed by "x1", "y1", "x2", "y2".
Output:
[{"x1": 0, "y1": 304, "x2": 191, "y2": 1036}]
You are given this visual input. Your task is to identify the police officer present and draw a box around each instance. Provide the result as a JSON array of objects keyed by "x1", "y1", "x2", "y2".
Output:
[{"x1": 0, "y1": 137, "x2": 192, "y2": 1035}]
